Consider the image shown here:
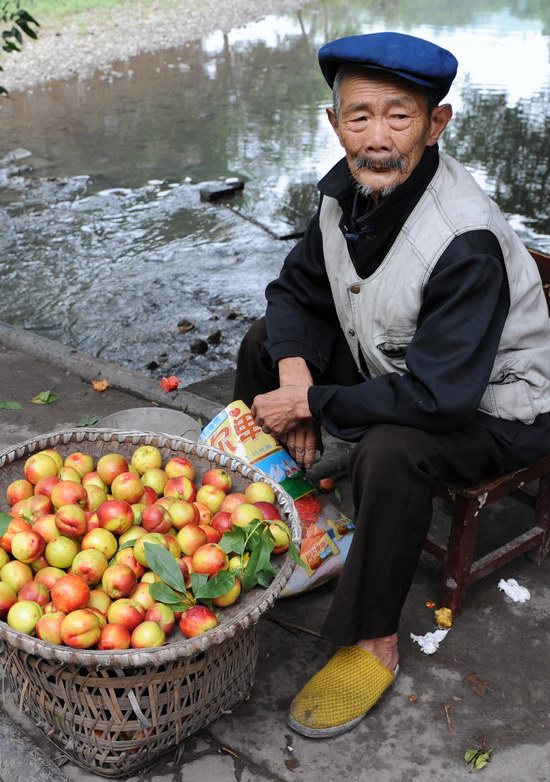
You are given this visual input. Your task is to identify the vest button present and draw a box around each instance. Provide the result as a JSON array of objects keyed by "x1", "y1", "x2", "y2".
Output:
[
  {"x1": 350, "y1": 284, "x2": 361, "y2": 294},
  {"x1": 348, "y1": 329, "x2": 355, "y2": 337}
]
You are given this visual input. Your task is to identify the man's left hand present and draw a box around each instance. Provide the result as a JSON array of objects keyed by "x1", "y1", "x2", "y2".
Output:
[{"x1": 251, "y1": 385, "x2": 312, "y2": 439}]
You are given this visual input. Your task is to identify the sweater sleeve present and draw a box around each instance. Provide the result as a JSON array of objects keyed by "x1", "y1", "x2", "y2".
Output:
[
  {"x1": 307, "y1": 232, "x2": 510, "y2": 440},
  {"x1": 264, "y1": 204, "x2": 341, "y2": 374}
]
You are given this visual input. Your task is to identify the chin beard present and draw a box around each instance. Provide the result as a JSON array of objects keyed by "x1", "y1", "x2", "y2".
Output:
[{"x1": 356, "y1": 182, "x2": 398, "y2": 198}]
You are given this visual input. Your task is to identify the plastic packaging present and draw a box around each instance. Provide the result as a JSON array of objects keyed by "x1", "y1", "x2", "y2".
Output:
[{"x1": 199, "y1": 400, "x2": 354, "y2": 596}]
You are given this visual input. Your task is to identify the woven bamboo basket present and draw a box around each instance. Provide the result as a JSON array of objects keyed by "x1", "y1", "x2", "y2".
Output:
[{"x1": 0, "y1": 429, "x2": 300, "y2": 777}]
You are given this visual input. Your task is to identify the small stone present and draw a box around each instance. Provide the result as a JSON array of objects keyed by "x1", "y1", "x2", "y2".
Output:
[
  {"x1": 146, "y1": 360, "x2": 159, "y2": 370},
  {"x1": 190, "y1": 339, "x2": 208, "y2": 355},
  {"x1": 177, "y1": 319, "x2": 196, "y2": 333},
  {"x1": 226, "y1": 311, "x2": 239, "y2": 320},
  {"x1": 208, "y1": 330, "x2": 222, "y2": 345}
]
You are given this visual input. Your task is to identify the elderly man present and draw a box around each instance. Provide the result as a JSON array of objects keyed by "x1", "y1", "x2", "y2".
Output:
[{"x1": 233, "y1": 32, "x2": 550, "y2": 738}]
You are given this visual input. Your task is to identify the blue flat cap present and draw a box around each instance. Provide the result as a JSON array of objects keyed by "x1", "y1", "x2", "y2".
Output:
[{"x1": 318, "y1": 32, "x2": 458, "y2": 99}]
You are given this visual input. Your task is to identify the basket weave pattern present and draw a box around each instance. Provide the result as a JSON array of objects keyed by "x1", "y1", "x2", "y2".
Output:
[{"x1": 0, "y1": 429, "x2": 300, "y2": 777}]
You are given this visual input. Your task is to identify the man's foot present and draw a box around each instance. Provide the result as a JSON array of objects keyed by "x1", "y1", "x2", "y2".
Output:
[
  {"x1": 356, "y1": 633, "x2": 399, "y2": 673},
  {"x1": 287, "y1": 646, "x2": 398, "y2": 738}
]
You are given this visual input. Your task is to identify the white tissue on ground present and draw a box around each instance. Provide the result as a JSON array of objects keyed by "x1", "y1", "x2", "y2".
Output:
[
  {"x1": 497, "y1": 578, "x2": 530, "y2": 602},
  {"x1": 410, "y1": 628, "x2": 449, "y2": 655}
]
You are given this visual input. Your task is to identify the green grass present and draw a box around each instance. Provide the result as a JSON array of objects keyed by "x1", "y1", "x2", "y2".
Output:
[{"x1": 26, "y1": 0, "x2": 156, "y2": 22}]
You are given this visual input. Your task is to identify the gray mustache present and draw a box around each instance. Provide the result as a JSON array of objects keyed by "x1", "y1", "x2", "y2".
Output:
[{"x1": 353, "y1": 157, "x2": 405, "y2": 172}]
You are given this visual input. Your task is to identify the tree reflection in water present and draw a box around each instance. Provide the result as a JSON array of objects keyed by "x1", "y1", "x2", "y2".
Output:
[{"x1": 443, "y1": 80, "x2": 550, "y2": 235}]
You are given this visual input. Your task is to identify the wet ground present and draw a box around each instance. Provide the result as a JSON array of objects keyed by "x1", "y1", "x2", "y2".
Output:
[
  {"x1": 1, "y1": 0, "x2": 550, "y2": 387},
  {"x1": 0, "y1": 332, "x2": 549, "y2": 782}
]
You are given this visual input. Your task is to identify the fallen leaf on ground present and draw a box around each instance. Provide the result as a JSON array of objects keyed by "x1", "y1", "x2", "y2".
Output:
[
  {"x1": 463, "y1": 672, "x2": 491, "y2": 698},
  {"x1": 30, "y1": 390, "x2": 58, "y2": 404},
  {"x1": 0, "y1": 400, "x2": 22, "y2": 409},
  {"x1": 76, "y1": 415, "x2": 102, "y2": 427},
  {"x1": 91, "y1": 379, "x2": 110, "y2": 392},
  {"x1": 464, "y1": 747, "x2": 493, "y2": 770},
  {"x1": 408, "y1": 694, "x2": 418, "y2": 703}
]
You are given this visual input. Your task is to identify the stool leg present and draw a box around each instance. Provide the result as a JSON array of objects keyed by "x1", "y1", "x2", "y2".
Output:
[
  {"x1": 441, "y1": 495, "x2": 482, "y2": 616},
  {"x1": 531, "y1": 474, "x2": 550, "y2": 565}
]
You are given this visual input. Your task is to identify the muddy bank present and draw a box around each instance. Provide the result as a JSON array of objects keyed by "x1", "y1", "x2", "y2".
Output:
[{"x1": 1, "y1": 0, "x2": 307, "y2": 93}]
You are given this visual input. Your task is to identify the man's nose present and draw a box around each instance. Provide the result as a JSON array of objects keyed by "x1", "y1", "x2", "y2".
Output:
[{"x1": 363, "y1": 118, "x2": 392, "y2": 150}]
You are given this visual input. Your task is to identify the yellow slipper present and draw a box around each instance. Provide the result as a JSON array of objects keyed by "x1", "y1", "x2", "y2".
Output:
[{"x1": 288, "y1": 646, "x2": 398, "y2": 738}]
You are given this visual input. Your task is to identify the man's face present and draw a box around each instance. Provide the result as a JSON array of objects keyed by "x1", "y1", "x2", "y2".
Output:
[{"x1": 327, "y1": 70, "x2": 451, "y2": 196}]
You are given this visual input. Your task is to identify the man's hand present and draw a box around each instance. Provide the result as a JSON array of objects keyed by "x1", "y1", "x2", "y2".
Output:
[
  {"x1": 251, "y1": 356, "x2": 317, "y2": 468},
  {"x1": 251, "y1": 385, "x2": 312, "y2": 440},
  {"x1": 282, "y1": 419, "x2": 319, "y2": 469}
]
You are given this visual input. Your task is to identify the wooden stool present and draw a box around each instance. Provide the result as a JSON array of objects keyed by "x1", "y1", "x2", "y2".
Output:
[
  {"x1": 424, "y1": 248, "x2": 550, "y2": 615},
  {"x1": 425, "y1": 458, "x2": 550, "y2": 615}
]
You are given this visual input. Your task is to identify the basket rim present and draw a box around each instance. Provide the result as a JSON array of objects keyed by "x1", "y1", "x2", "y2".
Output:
[{"x1": 0, "y1": 427, "x2": 301, "y2": 666}]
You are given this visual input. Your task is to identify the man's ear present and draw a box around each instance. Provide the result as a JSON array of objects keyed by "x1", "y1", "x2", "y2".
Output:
[
  {"x1": 326, "y1": 107, "x2": 344, "y2": 147},
  {"x1": 427, "y1": 103, "x2": 453, "y2": 146}
]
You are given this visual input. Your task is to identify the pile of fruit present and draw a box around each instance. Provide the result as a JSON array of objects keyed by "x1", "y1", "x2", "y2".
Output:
[{"x1": 0, "y1": 445, "x2": 298, "y2": 650}]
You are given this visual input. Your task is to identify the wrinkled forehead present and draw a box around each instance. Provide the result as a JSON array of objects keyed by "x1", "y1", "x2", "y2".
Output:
[{"x1": 337, "y1": 65, "x2": 432, "y2": 102}]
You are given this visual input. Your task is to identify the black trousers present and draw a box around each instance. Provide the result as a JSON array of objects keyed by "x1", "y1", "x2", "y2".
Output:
[{"x1": 234, "y1": 319, "x2": 504, "y2": 643}]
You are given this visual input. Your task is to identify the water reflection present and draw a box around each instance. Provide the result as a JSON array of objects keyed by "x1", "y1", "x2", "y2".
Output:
[
  {"x1": 0, "y1": 0, "x2": 549, "y2": 385},
  {"x1": 444, "y1": 80, "x2": 550, "y2": 237}
]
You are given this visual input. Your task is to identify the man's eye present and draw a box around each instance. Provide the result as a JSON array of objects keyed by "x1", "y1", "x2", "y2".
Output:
[{"x1": 390, "y1": 114, "x2": 408, "y2": 120}]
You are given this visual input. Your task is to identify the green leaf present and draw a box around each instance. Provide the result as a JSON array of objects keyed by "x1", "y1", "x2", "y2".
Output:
[
  {"x1": 334, "y1": 487, "x2": 342, "y2": 501},
  {"x1": 473, "y1": 754, "x2": 490, "y2": 770},
  {"x1": 257, "y1": 533, "x2": 275, "y2": 573},
  {"x1": 464, "y1": 750, "x2": 479, "y2": 764},
  {"x1": 0, "y1": 400, "x2": 22, "y2": 409},
  {"x1": 190, "y1": 572, "x2": 208, "y2": 594},
  {"x1": 242, "y1": 518, "x2": 265, "y2": 552},
  {"x1": 256, "y1": 568, "x2": 276, "y2": 587},
  {"x1": 30, "y1": 390, "x2": 58, "y2": 405},
  {"x1": 17, "y1": 11, "x2": 39, "y2": 27},
  {"x1": 218, "y1": 527, "x2": 247, "y2": 556},
  {"x1": 193, "y1": 570, "x2": 236, "y2": 599},
  {"x1": 287, "y1": 537, "x2": 306, "y2": 568},
  {"x1": 144, "y1": 542, "x2": 186, "y2": 592},
  {"x1": 116, "y1": 539, "x2": 136, "y2": 552},
  {"x1": 149, "y1": 581, "x2": 188, "y2": 605},
  {"x1": 241, "y1": 540, "x2": 263, "y2": 592},
  {"x1": 0, "y1": 511, "x2": 12, "y2": 537},
  {"x1": 169, "y1": 602, "x2": 191, "y2": 613},
  {"x1": 76, "y1": 415, "x2": 101, "y2": 427},
  {"x1": 270, "y1": 520, "x2": 306, "y2": 568}
]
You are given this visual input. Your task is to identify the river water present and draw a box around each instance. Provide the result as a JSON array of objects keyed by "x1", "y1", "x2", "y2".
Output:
[{"x1": 1, "y1": 0, "x2": 549, "y2": 387}]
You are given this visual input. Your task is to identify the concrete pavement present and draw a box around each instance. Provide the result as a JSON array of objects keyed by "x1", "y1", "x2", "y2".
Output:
[{"x1": 0, "y1": 323, "x2": 549, "y2": 782}]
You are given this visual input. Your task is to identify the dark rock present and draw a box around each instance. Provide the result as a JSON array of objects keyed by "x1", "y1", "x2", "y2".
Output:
[
  {"x1": 146, "y1": 360, "x2": 159, "y2": 370},
  {"x1": 190, "y1": 339, "x2": 209, "y2": 355},
  {"x1": 226, "y1": 311, "x2": 239, "y2": 320},
  {"x1": 208, "y1": 330, "x2": 222, "y2": 345},
  {"x1": 177, "y1": 319, "x2": 196, "y2": 333},
  {"x1": 199, "y1": 178, "x2": 245, "y2": 202}
]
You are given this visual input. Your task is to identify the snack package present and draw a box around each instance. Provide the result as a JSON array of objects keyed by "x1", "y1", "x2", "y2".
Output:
[{"x1": 199, "y1": 400, "x2": 354, "y2": 596}]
